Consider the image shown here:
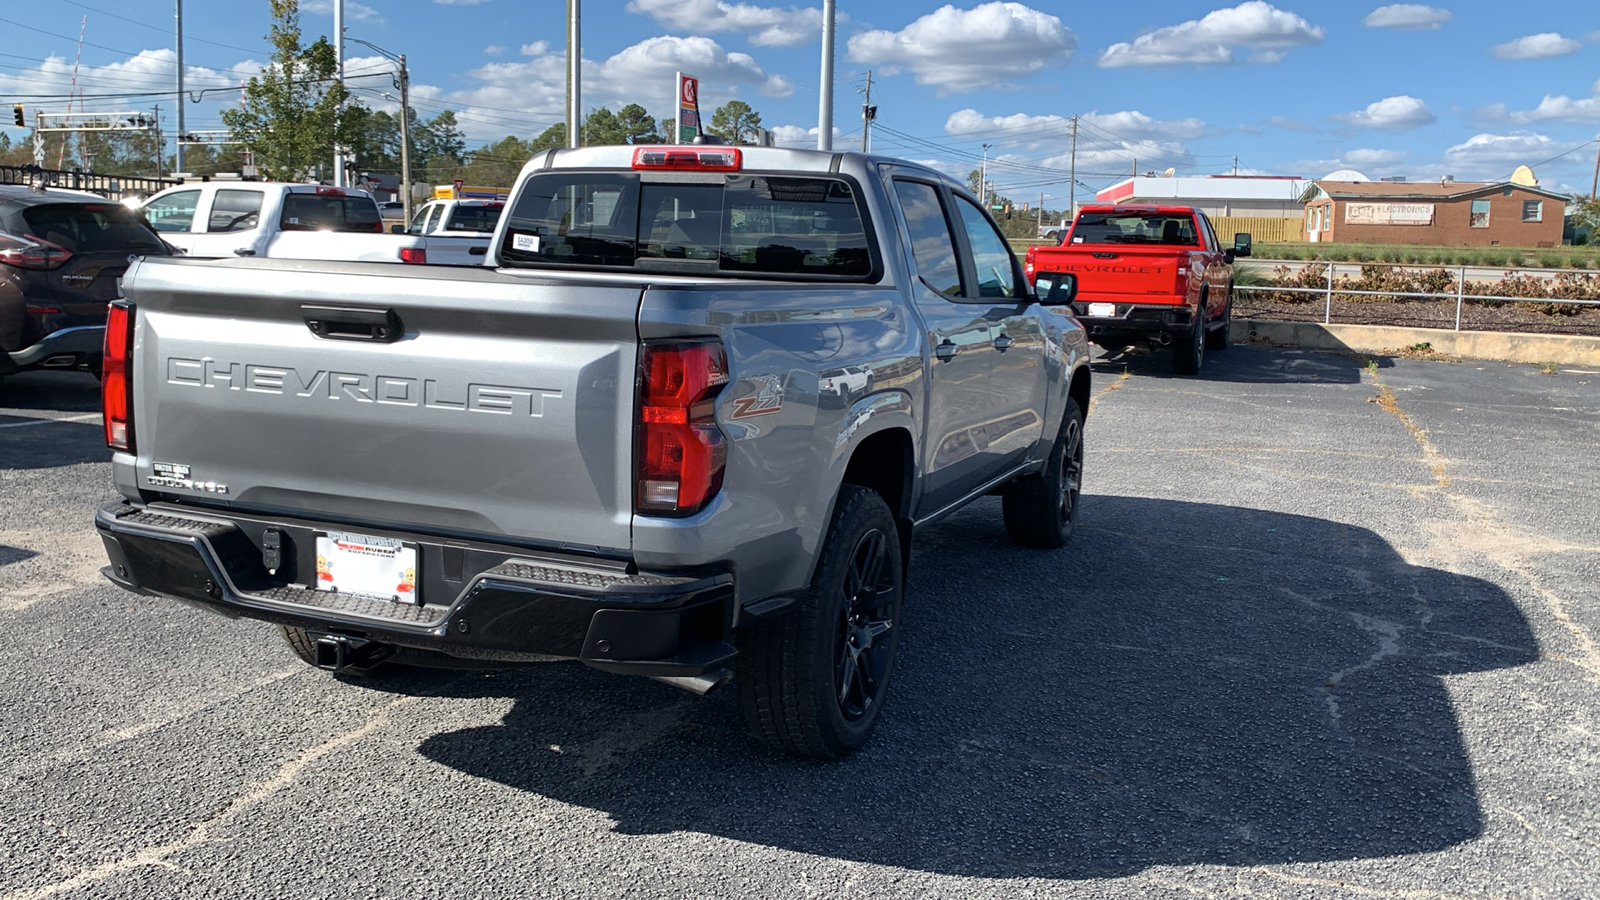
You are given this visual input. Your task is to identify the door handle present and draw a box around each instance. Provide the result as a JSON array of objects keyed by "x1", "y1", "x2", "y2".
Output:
[
  {"x1": 233, "y1": 248, "x2": 256, "y2": 256},
  {"x1": 469, "y1": 246, "x2": 488, "y2": 256},
  {"x1": 934, "y1": 340, "x2": 957, "y2": 361},
  {"x1": 301, "y1": 305, "x2": 405, "y2": 343},
  {"x1": 993, "y1": 334, "x2": 1013, "y2": 352}
]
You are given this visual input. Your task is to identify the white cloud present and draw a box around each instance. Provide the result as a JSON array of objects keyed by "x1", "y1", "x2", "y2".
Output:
[
  {"x1": 1097, "y1": 1, "x2": 1323, "y2": 68},
  {"x1": 1491, "y1": 33, "x2": 1582, "y2": 60},
  {"x1": 0, "y1": 50, "x2": 259, "y2": 124},
  {"x1": 484, "y1": 45, "x2": 505, "y2": 57},
  {"x1": 937, "y1": 107, "x2": 1206, "y2": 180},
  {"x1": 626, "y1": 0, "x2": 830, "y2": 47},
  {"x1": 1336, "y1": 95, "x2": 1436, "y2": 130},
  {"x1": 1362, "y1": 5, "x2": 1451, "y2": 30},
  {"x1": 1507, "y1": 79, "x2": 1600, "y2": 124},
  {"x1": 1290, "y1": 148, "x2": 1410, "y2": 178},
  {"x1": 1442, "y1": 132, "x2": 1567, "y2": 178},
  {"x1": 520, "y1": 42, "x2": 548, "y2": 56},
  {"x1": 769, "y1": 124, "x2": 842, "y2": 146},
  {"x1": 435, "y1": 36, "x2": 793, "y2": 141},
  {"x1": 1265, "y1": 115, "x2": 1317, "y2": 132},
  {"x1": 302, "y1": 0, "x2": 382, "y2": 23},
  {"x1": 847, "y1": 2, "x2": 1075, "y2": 93}
]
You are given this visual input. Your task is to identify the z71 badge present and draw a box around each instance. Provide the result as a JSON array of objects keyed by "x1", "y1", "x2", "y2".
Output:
[
  {"x1": 147, "y1": 461, "x2": 228, "y2": 494},
  {"x1": 729, "y1": 375, "x2": 783, "y2": 419}
]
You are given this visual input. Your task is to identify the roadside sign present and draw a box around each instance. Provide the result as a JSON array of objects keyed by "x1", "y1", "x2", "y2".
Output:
[{"x1": 675, "y1": 72, "x2": 700, "y2": 144}]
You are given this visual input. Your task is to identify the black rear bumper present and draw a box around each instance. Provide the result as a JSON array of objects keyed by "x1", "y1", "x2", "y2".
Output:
[
  {"x1": 1071, "y1": 302, "x2": 1193, "y2": 341},
  {"x1": 94, "y1": 500, "x2": 736, "y2": 676}
]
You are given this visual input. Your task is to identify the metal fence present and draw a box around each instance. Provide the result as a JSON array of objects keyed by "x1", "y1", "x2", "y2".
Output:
[
  {"x1": 1236, "y1": 264, "x2": 1600, "y2": 331},
  {"x1": 0, "y1": 165, "x2": 180, "y2": 202}
]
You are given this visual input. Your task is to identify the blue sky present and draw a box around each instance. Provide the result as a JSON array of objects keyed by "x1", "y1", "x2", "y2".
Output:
[{"x1": 2, "y1": 1, "x2": 1598, "y2": 207}]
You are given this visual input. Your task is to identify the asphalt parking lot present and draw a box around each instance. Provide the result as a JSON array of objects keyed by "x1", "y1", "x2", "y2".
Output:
[{"x1": 1, "y1": 345, "x2": 1596, "y2": 899}]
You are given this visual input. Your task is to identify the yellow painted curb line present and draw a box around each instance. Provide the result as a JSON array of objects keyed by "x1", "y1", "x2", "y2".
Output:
[{"x1": 1232, "y1": 320, "x2": 1600, "y2": 367}]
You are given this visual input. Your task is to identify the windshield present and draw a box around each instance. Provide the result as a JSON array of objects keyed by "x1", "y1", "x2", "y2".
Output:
[
  {"x1": 279, "y1": 194, "x2": 384, "y2": 233},
  {"x1": 21, "y1": 202, "x2": 167, "y2": 254},
  {"x1": 499, "y1": 172, "x2": 875, "y2": 280},
  {"x1": 1068, "y1": 212, "x2": 1198, "y2": 246}
]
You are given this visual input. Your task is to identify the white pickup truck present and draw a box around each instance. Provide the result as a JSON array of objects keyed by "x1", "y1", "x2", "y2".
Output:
[{"x1": 139, "y1": 182, "x2": 485, "y2": 265}]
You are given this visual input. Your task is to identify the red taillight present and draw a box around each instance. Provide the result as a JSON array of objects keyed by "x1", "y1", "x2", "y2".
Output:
[
  {"x1": 631, "y1": 146, "x2": 742, "y2": 172},
  {"x1": 1023, "y1": 247, "x2": 1037, "y2": 284},
  {"x1": 314, "y1": 186, "x2": 346, "y2": 196},
  {"x1": 400, "y1": 247, "x2": 427, "y2": 264},
  {"x1": 637, "y1": 342, "x2": 729, "y2": 515},
  {"x1": 103, "y1": 301, "x2": 134, "y2": 452},
  {"x1": 0, "y1": 237, "x2": 73, "y2": 270}
]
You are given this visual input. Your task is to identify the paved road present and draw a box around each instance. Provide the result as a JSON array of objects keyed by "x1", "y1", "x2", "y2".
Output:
[{"x1": 1, "y1": 350, "x2": 1596, "y2": 899}]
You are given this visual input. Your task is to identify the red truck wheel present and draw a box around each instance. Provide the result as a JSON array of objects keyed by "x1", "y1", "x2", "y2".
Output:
[{"x1": 1173, "y1": 301, "x2": 1206, "y2": 375}]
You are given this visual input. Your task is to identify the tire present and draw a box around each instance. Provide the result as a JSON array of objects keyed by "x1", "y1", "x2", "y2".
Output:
[
  {"x1": 1172, "y1": 297, "x2": 1206, "y2": 375},
  {"x1": 739, "y1": 485, "x2": 903, "y2": 758},
  {"x1": 1205, "y1": 286, "x2": 1233, "y2": 352},
  {"x1": 280, "y1": 625, "x2": 322, "y2": 667},
  {"x1": 1002, "y1": 397, "x2": 1085, "y2": 548}
]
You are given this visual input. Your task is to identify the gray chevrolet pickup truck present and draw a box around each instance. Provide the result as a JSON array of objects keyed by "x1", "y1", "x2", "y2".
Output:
[{"x1": 95, "y1": 144, "x2": 1092, "y2": 757}]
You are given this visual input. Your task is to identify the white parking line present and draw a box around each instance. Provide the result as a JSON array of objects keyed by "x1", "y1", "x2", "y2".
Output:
[{"x1": 0, "y1": 412, "x2": 101, "y2": 429}]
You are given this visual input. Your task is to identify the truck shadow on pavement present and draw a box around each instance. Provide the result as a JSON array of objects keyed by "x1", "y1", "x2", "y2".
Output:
[
  {"x1": 411, "y1": 495, "x2": 1536, "y2": 880},
  {"x1": 1091, "y1": 342, "x2": 1386, "y2": 384}
]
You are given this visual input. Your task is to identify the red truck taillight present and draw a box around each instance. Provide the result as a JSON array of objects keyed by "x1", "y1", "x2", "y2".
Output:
[
  {"x1": 103, "y1": 301, "x2": 134, "y2": 452},
  {"x1": 1023, "y1": 247, "x2": 1037, "y2": 284},
  {"x1": 636, "y1": 342, "x2": 728, "y2": 516},
  {"x1": 400, "y1": 247, "x2": 427, "y2": 264}
]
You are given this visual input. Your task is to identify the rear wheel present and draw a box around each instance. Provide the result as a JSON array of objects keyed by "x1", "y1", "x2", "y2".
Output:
[
  {"x1": 1002, "y1": 398, "x2": 1085, "y2": 548},
  {"x1": 739, "y1": 485, "x2": 903, "y2": 758},
  {"x1": 1205, "y1": 287, "x2": 1233, "y2": 351},
  {"x1": 1172, "y1": 299, "x2": 1206, "y2": 375}
]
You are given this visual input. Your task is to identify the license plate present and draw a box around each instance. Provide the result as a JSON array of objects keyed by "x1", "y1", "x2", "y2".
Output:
[
  {"x1": 314, "y1": 530, "x2": 419, "y2": 602},
  {"x1": 1088, "y1": 302, "x2": 1117, "y2": 318}
]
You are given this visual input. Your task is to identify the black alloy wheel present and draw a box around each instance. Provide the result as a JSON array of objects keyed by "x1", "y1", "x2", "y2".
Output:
[{"x1": 835, "y1": 525, "x2": 897, "y2": 721}]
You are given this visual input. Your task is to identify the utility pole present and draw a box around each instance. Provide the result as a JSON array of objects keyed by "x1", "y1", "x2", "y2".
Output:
[
  {"x1": 1591, "y1": 139, "x2": 1599, "y2": 198},
  {"x1": 566, "y1": 0, "x2": 580, "y2": 148},
  {"x1": 1233, "y1": 155, "x2": 1238, "y2": 176},
  {"x1": 859, "y1": 70, "x2": 874, "y2": 152},
  {"x1": 332, "y1": 0, "x2": 344, "y2": 185},
  {"x1": 398, "y1": 54, "x2": 412, "y2": 224},
  {"x1": 1037, "y1": 191, "x2": 1044, "y2": 231},
  {"x1": 1068, "y1": 114, "x2": 1077, "y2": 218},
  {"x1": 817, "y1": 0, "x2": 835, "y2": 150},
  {"x1": 175, "y1": 0, "x2": 185, "y2": 174},
  {"x1": 981, "y1": 143, "x2": 992, "y2": 205}
]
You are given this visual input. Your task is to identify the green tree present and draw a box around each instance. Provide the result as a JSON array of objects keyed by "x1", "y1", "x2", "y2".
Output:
[
  {"x1": 529, "y1": 123, "x2": 567, "y2": 152},
  {"x1": 708, "y1": 100, "x2": 761, "y2": 145},
  {"x1": 221, "y1": 0, "x2": 356, "y2": 181},
  {"x1": 462, "y1": 135, "x2": 534, "y2": 187},
  {"x1": 415, "y1": 110, "x2": 466, "y2": 181},
  {"x1": 1569, "y1": 196, "x2": 1600, "y2": 244}
]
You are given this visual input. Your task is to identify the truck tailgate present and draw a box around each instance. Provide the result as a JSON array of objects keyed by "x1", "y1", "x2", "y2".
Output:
[
  {"x1": 122, "y1": 257, "x2": 641, "y2": 554},
  {"x1": 1041, "y1": 246, "x2": 1185, "y2": 303}
]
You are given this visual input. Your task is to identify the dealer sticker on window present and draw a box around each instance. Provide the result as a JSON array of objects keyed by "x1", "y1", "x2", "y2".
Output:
[{"x1": 314, "y1": 530, "x2": 418, "y2": 602}]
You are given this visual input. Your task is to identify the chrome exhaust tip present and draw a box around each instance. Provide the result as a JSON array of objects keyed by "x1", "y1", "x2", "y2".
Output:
[{"x1": 648, "y1": 669, "x2": 733, "y2": 696}]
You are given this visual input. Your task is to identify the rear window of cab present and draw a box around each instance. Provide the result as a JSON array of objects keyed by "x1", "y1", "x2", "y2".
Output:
[{"x1": 499, "y1": 172, "x2": 877, "y2": 281}]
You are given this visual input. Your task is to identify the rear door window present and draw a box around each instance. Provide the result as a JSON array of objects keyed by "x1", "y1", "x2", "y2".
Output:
[
  {"x1": 279, "y1": 194, "x2": 383, "y2": 232},
  {"x1": 445, "y1": 205, "x2": 502, "y2": 233},
  {"x1": 500, "y1": 172, "x2": 875, "y2": 280},
  {"x1": 143, "y1": 189, "x2": 200, "y2": 233},
  {"x1": 892, "y1": 180, "x2": 962, "y2": 296},
  {"x1": 20, "y1": 203, "x2": 167, "y2": 254},
  {"x1": 206, "y1": 189, "x2": 263, "y2": 233}
]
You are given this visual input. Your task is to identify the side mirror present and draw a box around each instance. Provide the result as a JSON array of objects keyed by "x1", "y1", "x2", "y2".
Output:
[
  {"x1": 389, "y1": 224, "x2": 405, "y2": 234},
  {"x1": 1233, "y1": 233, "x2": 1252, "y2": 258},
  {"x1": 1033, "y1": 271, "x2": 1077, "y2": 306}
]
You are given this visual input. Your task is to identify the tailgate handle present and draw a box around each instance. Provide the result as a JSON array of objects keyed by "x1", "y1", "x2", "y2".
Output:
[
  {"x1": 301, "y1": 305, "x2": 404, "y2": 343},
  {"x1": 1092, "y1": 252, "x2": 1117, "y2": 259},
  {"x1": 469, "y1": 246, "x2": 487, "y2": 256}
]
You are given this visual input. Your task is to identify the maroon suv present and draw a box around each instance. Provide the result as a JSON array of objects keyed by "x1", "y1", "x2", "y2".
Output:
[{"x1": 0, "y1": 186, "x2": 169, "y2": 380}]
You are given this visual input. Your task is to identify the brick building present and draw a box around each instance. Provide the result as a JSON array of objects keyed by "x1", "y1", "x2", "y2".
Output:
[{"x1": 1301, "y1": 179, "x2": 1568, "y2": 246}]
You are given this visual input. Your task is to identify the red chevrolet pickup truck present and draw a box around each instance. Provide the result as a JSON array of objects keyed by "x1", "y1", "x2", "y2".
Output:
[{"x1": 1024, "y1": 205, "x2": 1250, "y2": 375}]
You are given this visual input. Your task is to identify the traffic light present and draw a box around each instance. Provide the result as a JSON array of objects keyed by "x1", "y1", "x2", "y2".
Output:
[{"x1": 12, "y1": 105, "x2": 23, "y2": 128}]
